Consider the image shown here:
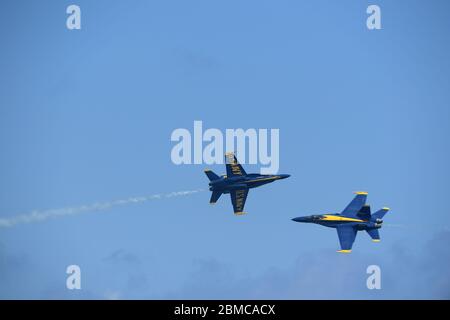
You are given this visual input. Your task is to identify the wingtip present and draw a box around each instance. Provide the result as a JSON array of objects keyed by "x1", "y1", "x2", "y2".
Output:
[
  {"x1": 382, "y1": 207, "x2": 390, "y2": 211},
  {"x1": 372, "y1": 239, "x2": 381, "y2": 243},
  {"x1": 337, "y1": 250, "x2": 352, "y2": 253},
  {"x1": 354, "y1": 191, "x2": 368, "y2": 195},
  {"x1": 234, "y1": 211, "x2": 246, "y2": 215}
]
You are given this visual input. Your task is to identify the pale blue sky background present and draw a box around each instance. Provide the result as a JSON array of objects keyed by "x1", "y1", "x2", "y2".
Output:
[{"x1": 1, "y1": 0, "x2": 449, "y2": 299}]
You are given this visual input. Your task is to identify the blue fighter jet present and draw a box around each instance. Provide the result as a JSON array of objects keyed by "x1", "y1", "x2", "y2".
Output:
[
  {"x1": 292, "y1": 192, "x2": 390, "y2": 253},
  {"x1": 204, "y1": 152, "x2": 290, "y2": 215}
]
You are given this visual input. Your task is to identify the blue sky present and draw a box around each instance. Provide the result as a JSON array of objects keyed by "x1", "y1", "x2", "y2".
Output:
[{"x1": 0, "y1": 0, "x2": 449, "y2": 299}]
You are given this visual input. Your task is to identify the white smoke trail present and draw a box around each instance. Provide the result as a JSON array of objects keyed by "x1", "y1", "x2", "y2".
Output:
[{"x1": 0, "y1": 189, "x2": 204, "y2": 228}]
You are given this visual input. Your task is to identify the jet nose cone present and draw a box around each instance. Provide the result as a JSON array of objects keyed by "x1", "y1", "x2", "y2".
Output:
[
  {"x1": 292, "y1": 216, "x2": 308, "y2": 223},
  {"x1": 279, "y1": 174, "x2": 290, "y2": 180}
]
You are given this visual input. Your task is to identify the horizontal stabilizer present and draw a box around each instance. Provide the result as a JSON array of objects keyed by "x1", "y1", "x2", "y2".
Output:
[
  {"x1": 366, "y1": 228, "x2": 380, "y2": 241},
  {"x1": 210, "y1": 191, "x2": 222, "y2": 204},
  {"x1": 204, "y1": 169, "x2": 220, "y2": 181}
]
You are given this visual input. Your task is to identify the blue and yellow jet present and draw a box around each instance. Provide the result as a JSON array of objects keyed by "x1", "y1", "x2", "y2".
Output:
[
  {"x1": 292, "y1": 192, "x2": 390, "y2": 253},
  {"x1": 204, "y1": 152, "x2": 290, "y2": 215}
]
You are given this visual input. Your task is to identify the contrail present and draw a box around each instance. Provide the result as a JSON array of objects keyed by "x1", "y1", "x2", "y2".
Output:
[{"x1": 0, "y1": 189, "x2": 205, "y2": 228}]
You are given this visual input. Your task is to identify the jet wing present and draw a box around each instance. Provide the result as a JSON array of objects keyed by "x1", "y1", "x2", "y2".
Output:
[
  {"x1": 230, "y1": 188, "x2": 249, "y2": 215},
  {"x1": 336, "y1": 225, "x2": 357, "y2": 253},
  {"x1": 225, "y1": 152, "x2": 247, "y2": 178},
  {"x1": 341, "y1": 192, "x2": 368, "y2": 217}
]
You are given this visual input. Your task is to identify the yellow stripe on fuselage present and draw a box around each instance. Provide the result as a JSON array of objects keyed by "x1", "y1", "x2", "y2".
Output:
[{"x1": 321, "y1": 215, "x2": 365, "y2": 222}]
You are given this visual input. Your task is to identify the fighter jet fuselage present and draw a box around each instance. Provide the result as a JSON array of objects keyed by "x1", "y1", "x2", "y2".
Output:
[
  {"x1": 208, "y1": 174, "x2": 290, "y2": 194},
  {"x1": 204, "y1": 152, "x2": 290, "y2": 215},
  {"x1": 292, "y1": 213, "x2": 384, "y2": 230},
  {"x1": 292, "y1": 192, "x2": 390, "y2": 253}
]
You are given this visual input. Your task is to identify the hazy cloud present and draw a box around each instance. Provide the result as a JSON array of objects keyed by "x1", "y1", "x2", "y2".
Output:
[{"x1": 165, "y1": 231, "x2": 450, "y2": 299}]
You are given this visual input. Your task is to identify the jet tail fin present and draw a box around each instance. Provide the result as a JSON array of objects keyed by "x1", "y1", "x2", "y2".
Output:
[
  {"x1": 371, "y1": 207, "x2": 390, "y2": 220},
  {"x1": 204, "y1": 169, "x2": 220, "y2": 181},
  {"x1": 357, "y1": 204, "x2": 371, "y2": 220}
]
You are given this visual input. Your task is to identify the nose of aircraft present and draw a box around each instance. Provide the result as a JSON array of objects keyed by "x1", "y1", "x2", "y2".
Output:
[
  {"x1": 291, "y1": 216, "x2": 310, "y2": 223},
  {"x1": 279, "y1": 174, "x2": 290, "y2": 180}
]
